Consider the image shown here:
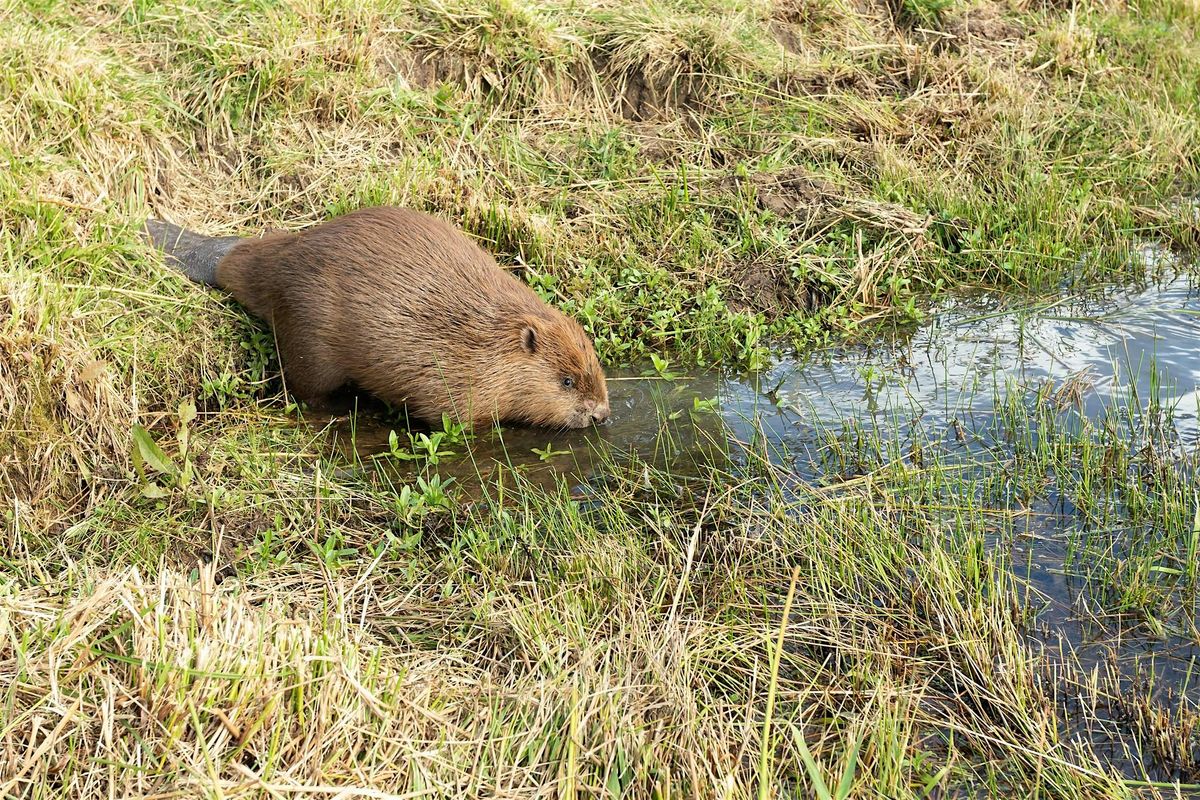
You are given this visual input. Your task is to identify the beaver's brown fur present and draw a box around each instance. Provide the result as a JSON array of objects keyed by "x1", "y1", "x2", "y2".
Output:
[{"x1": 158, "y1": 206, "x2": 610, "y2": 429}]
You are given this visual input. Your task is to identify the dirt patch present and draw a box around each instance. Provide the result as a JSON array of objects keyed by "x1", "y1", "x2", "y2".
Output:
[
  {"x1": 375, "y1": 47, "x2": 470, "y2": 92},
  {"x1": 940, "y1": 5, "x2": 1026, "y2": 52},
  {"x1": 729, "y1": 260, "x2": 814, "y2": 314},
  {"x1": 892, "y1": 96, "x2": 974, "y2": 144},
  {"x1": 623, "y1": 119, "x2": 715, "y2": 166},
  {"x1": 739, "y1": 166, "x2": 932, "y2": 240},
  {"x1": 774, "y1": 0, "x2": 877, "y2": 35},
  {"x1": 774, "y1": 43, "x2": 938, "y2": 111},
  {"x1": 717, "y1": 166, "x2": 934, "y2": 314},
  {"x1": 375, "y1": 34, "x2": 722, "y2": 121},
  {"x1": 769, "y1": 20, "x2": 805, "y2": 55},
  {"x1": 593, "y1": 56, "x2": 705, "y2": 122},
  {"x1": 630, "y1": 126, "x2": 676, "y2": 163},
  {"x1": 751, "y1": 168, "x2": 843, "y2": 218},
  {"x1": 794, "y1": 137, "x2": 880, "y2": 182},
  {"x1": 776, "y1": 62, "x2": 871, "y2": 100}
]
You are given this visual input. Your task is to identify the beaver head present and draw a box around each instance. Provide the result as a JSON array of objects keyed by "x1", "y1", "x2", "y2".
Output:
[{"x1": 487, "y1": 312, "x2": 610, "y2": 429}]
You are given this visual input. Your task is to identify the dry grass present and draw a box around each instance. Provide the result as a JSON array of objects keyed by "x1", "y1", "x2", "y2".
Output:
[
  {"x1": 2, "y1": 0, "x2": 1200, "y2": 795},
  {"x1": 0, "y1": 474, "x2": 1153, "y2": 797}
]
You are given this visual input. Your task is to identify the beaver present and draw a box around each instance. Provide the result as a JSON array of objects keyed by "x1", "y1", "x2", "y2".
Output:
[{"x1": 144, "y1": 206, "x2": 610, "y2": 429}]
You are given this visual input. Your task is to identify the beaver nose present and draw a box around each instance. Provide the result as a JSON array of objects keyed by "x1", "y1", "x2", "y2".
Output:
[{"x1": 591, "y1": 405, "x2": 611, "y2": 424}]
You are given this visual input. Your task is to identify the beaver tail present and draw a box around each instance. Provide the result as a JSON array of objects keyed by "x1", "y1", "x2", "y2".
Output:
[{"x1": 144, "y1": 219, "x2": 242, "y2": 287}]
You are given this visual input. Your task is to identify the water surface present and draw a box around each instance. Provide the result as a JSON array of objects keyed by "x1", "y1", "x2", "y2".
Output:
[{"x1": 333, "y1": 268, "x2": 1200, "y2": 782}]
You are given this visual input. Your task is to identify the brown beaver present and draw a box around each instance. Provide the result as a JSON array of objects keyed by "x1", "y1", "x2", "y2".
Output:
[{"x1": 145, "y1": 206, "x2": 610, "y2": 429}]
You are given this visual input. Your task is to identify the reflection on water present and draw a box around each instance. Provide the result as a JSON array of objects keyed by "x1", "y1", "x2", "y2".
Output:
[
  {"x1": 774, "y1": 279, "x2": 1200, "y2": 443},
  {"x1": 338, "y1": 269, "x2": 1200, "y2": 486},
  {"x1": 332, "y1": 268, "x2": 1200, "y2": 781},
  {"x1": 336, "y1": 370, "x2": 735, "y2": 493}
]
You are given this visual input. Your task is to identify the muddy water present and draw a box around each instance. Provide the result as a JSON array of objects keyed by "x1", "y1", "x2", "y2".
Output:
[{"x1": 333, "y1": 267, "x2": 1200, "y2": 781}]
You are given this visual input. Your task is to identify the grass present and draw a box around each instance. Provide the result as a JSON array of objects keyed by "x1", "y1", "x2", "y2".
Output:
[{"x1": 3, "y1": 0, "x2": 1200, "y2": 795}]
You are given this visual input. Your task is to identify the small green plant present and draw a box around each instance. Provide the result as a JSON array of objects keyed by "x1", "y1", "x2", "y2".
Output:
[
  {"x1": 240, "y1": 327, "x2": 277, "y2": 383},
  {"x1": 200, "y1": 370, "x2": 245, "y2": 408},
  {"x1": 645, "y1": 353, "x2": 680, "y2": 380},
  {"x1": 379, "y1": 414, "x2": 469, "y2": 465},
  {"x1": 310, "y1": 532, "x2": 357, "y2": 568},
  {"x1": 131, "y1": 401, "x2": 198, "y2": 498},
  {"x1": 369, "y1": 475, "x2": 458, "y2": 559},
  {"x1": 253, "y1": 512, "x2": 292, "y2": 568},
  {"x1": 898, "y1": 0, "x2": 953, "y2": 27},
  {"x1": 199, "y1": 326, "x2": 279, "y2": 407},
  {"x1": 415, "y1": 474, "x2": 455, "y2": 509},
  {"x1": 789, "y1": 725, "x2": 863, "y2": 800},
  {"x1": 531, "y1": 442, "x2": 571, "y2": 461},
  {"x1": 394, "y1": 474, "x2": 456, "y2": 525}
]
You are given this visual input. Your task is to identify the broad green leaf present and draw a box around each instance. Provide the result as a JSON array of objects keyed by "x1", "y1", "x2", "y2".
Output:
[
  {"x1": 178, "y1": 401, "x2": 197, "y2": 427},
  {"x1": 132, "y1": 424, "x2": 179, "y2": 477}
]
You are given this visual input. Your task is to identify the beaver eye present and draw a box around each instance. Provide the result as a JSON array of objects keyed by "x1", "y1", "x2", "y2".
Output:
[{"x1": 562, "y1": 376, "x2": 575, "y2": 389}]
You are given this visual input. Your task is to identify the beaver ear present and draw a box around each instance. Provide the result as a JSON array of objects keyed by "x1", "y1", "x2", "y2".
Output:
[{"x1": 520, "y1": 322, "x2": 538, "y2": 354}]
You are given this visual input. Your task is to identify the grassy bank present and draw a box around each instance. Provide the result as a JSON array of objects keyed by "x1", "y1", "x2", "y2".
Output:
[{"x1": 3, "y1": 0, "x2": 1200, "y2": 795}]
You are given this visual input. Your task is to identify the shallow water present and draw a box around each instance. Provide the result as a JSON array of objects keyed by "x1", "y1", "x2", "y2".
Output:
[{"x1": 334, "y1": 267, "x2": 1200, "y2": 782}]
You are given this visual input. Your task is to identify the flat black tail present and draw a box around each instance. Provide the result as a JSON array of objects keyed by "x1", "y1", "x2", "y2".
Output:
[{"x1": 144, "y1": 219, "x2": 242, "y2": 287}]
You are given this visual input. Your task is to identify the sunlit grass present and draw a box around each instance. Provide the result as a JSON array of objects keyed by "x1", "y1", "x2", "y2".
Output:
[{"x1": 3, "y1": 0, "x2": 1200, "y2": 795}]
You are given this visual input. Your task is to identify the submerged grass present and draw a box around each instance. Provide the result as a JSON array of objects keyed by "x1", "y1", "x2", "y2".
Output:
[{"x1": 3, "y1": 0, "x2": 1200, "y2": 795}]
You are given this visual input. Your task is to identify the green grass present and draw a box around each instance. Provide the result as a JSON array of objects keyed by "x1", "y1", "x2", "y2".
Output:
[{"x1": 3, "y1": 0, "x2": 1200, "y2": 795}]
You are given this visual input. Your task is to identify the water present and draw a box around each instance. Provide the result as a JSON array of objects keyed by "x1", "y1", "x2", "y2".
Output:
[{"x1": 332, "y1": 268, "x2": 1200, "y2": 782}]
